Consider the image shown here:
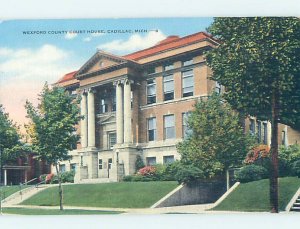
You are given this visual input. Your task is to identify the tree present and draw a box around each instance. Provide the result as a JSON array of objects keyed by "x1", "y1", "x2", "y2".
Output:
[
  {"x1": 25, "y1": 84, "x2": 81, "y2": 210},
  {"x1": 0, "y1": 104, "x2": 22, "y2": 166},
  {"x1": 206, "y1": 17, "x2": 300, "y2": 212},
  {"x1": 177, "y1": 93, "x2": 254, "y2": 181}
]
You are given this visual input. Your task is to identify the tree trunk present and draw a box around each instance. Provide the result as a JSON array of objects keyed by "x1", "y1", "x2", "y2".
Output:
[
  {"x1": 55, "y1": 163, "x2": 64, "y2": 211},
  {"x1": 270, "y1": 88, "x2": 279, "y2": 213}
]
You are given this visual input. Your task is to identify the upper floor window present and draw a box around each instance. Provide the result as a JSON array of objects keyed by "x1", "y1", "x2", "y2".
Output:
[
  {"x1": 100, "y1": 98, "x2": 108, "y2": 113},
  {"x1": 182, "y1": 70, "x2": 194, "y2": 97},
  {"x1": 164, "y1": 74, "x2": 174, "y2": 101},
  {"x1": 164, "y1": 114, "x2": 175, "y2": 139},
  {"x1": 147, "y1": 66, "x2": 156, "y2": 75},
  {"x1": 183, "y1": 59, "x2": 193, "y2": 66},
  {"x1": 182, "y1": 112, "x2": 192, "y2": 138},
  {"x1": 147, "y1": 117, "x2": 157, "y2": 141},
  {"x1": 147, "y1": 79, "x2": 156, "y2": 104},
  {"x1": 108, "y1": 132, "x2": 116, "y2": 149},
  {"x1": 112, "y1": 94, "x2": 116, "y2": 112},
  {"x1": 164, "y1": 64, "x2": 174, "y2": 71}
]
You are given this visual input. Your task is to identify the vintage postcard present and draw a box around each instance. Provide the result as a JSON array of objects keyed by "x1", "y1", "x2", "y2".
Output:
[{"x1": 0, "y1": 17, "x2": 299, "y2": 216}]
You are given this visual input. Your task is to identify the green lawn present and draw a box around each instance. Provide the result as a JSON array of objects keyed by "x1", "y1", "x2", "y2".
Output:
[
  {"x1": 2, "y1": 207, "x2": 123, "y2": 215},
  {"x1": 21, "y1": 181, "x2": 178, "y2": 208},
  {"x1": 1, "y1": 185, "x2": 30, "y2": 200},
  {"x1": 213, "y1": 177, "x2": 300, "y2": 212}
]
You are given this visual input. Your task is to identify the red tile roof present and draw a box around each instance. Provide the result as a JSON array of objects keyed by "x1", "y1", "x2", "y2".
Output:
[
  {"x1": 57, "y1": 31, "x2": 217, "y2": 84},
  {"x1": 123, "y1": 32, "x2": 216, "y2": 61},
  {"x1": 56, "y1": 70, "x2": 78, "y2": 84}
]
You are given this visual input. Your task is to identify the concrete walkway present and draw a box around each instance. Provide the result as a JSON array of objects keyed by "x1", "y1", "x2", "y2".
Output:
[{"x1": 2, "y1": 184, "x2": 54, "y2": 206}]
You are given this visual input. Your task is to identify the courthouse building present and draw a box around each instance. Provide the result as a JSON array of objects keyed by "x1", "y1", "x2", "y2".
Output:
[{"x1": 55, "y1": 31, "x2": 300, "y2": 183}]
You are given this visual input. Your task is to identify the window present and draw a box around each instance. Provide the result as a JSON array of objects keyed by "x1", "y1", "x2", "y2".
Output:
[
  {"x1": 147, "y1": 117, "x2": 156, "y2": 141},
  {"x1": 164, "y1": 74, "x2": 174, "y2": 101},
  {"x1": 249, "y1": 119, "x2": 255, "y2": 135},
  {"x1": 164, "y1": 115, "x2": 175, "y2": 139},
  {"x1": 147, "y1": 66, "x2": 156, "y2": 75},
  {"x1": 263, "y1": 122, "x2": 268, "y2": 144},
  {"x1": 108, "y1": 132, "x2": 116, "y2": 149},
  {"x1": 147, "y1": 79, "x2": 156, "y2": 104},
  {"x1": 282, "y1": 130, "x2": 286, "y2": 146},
  {"x1": 163, "y1": 156, "x2": 175, "y2": 164},
  {"x1": 70, "y1": 163, "x2": 76, "y2": 172},
  {"x1": 112, "y1": 91, "x2": 116, "y2": 111},
  {"x1": 183, "y1": 59, "x2": 193, "y2": 66},
  {"x1": 164, "y1": 64, "x2": 174, "y2": 71},
  {"x1": 182, "y1": 70, "x2": 194, "y2": 97},
  {"x1": 182, "y1": 112, "x2": 192, "y2": 138},
  {"x1": 215, "y1": 81, "x2": 222, "y2": 94},
  {"x1": 59, "y1": 164, "x2": 66, "y2": 173},
  {"x1": 99, "y1": 159, "x2": 103, "y2": 169},
  {"x1": 257, "y1": 121, "x2": 262, "y2": 142},
  {"x1": 146, "y1": 157, "x2": 156, "y2": 166},
  {"x1": 100, "y1": 98, "x2": 108, "y2": 113},
  {"x1": 108, "y1": 158, "x2": 112, "y2": 169}
]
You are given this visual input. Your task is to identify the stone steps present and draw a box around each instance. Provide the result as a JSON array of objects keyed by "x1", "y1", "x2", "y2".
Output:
[{"x1": 290, "y1": 196, "x2": 300, "y2": 212}]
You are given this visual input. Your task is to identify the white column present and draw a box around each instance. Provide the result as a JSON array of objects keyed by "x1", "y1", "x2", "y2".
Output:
[
  {"x1": 4, "y1": 169, "x2": 7, "y2": 186},
  {"x1": 124, "y1": 79, "x2": 132, "y2": 143},
  {"x1": 80, "y1": 92, "x2": 88, "y2": 148},
  {"x1": 116, "y1": 81, "x2": 124, "y2": 144},
  {"x1": 88, "y1": 89, "x2": 96, "y2": 148}
]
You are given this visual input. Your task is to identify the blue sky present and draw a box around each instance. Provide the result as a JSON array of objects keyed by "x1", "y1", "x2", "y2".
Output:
[{"x1": 0, "y1": 18, "x2": 213, "y2": 126}]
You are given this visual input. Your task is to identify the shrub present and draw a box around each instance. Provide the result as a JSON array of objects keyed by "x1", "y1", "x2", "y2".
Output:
[
  {"x1": 138, "y1": 166, "x2": 156, "y2": 177},
  {"x1": 39, "y1": 174, "x2": 48, "y2": 183},
  {"x1": 123, "y1": 175, "x2": 133, "y2": 182},
  {"x1": 61, "y1": 170, "x2": 75, "y2": 183},
  {"x1": 235, "y1": 165, "x2": 268, "y2": 183},
  {"x1": 50, "y1": 175, "x2": 59, "y2": 184},
  {"x1": 291, "y1": 160, "x2": 300, "y2": 178},
  {"x1": 174, "y1": 164, "x2": 204, "y2": 184},
  {"x1": 135, "y1": 155, "x2": 145, "y2": 172}
]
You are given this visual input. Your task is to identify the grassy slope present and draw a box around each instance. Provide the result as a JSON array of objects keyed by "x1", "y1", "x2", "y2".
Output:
[
  {"x1": 21, "y1": 181, "x2": 178, "y2": 208},
  {"x1": 213, "y1": 177, "x2": 300, "y2": 212},
  {"x1": 2, "y1": 207, "x2": 123, "y2": 215}
]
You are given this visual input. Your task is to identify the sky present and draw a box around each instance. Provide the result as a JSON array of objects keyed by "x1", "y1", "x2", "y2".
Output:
[{"x1": 0, "y1": 18, "x2": 213, "y2": 129}]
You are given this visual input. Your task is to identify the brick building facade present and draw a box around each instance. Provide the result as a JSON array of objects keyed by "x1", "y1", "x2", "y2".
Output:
[{"x1": 55, "y1": 31, "x2": 300, "y2": 183}]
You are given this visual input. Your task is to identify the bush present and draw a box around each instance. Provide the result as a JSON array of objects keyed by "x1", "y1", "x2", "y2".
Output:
[
  {"x1": 174, "y1": 164, "x2": 204, "y2": 184},
  {"x1": 135, "y1": 155, "x2": 145, "y2": 172},
  {"x1": 122, "y1": 175, "x2": 133, "y2": 182},
  {"x1": 39, "y1": 174, "x2": 48, "y2": 183},
  {"x1": 291, "y1": 160, "x2": 300, "y2": 178},
  {"x1": 235, "y1": 165, "x2": 268, "y2": 183},
  {"x1": 61, "y1": 170, "x2": 75, "y2": 183}
]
